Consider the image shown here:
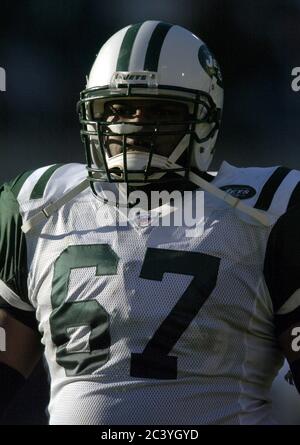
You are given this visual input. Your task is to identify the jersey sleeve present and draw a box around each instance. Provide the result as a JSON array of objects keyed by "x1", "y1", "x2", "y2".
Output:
[
  {"x1": 0, "y1": 174, "x2": 37, "y2": 330},
  {"x1": 264, "y1": 204, "x2": 300, "y2": 392}
]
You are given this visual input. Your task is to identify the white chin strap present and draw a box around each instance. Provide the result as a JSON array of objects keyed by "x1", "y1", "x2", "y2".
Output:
[
  {"x1": 106, "y1": 132, "x2": 190, "y2": 182},
  {"x1": 107, "y1": 152, "x2": 172, "y2": 181},
  {"x1": 107, "y1": 123, "x2": 143, "y2": 134}
]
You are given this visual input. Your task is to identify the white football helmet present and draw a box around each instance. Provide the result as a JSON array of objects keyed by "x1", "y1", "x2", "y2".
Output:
[{"x1": 77, "y1": 20, "x2": 224, "y2": 186}]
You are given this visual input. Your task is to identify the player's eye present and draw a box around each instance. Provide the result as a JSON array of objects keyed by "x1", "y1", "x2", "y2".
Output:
[
  {"x1": 150, "y1": 106, "x2": 167, "y2": 118},
  {"x1": 150, "y1": 106, "x2": 184, "y2": 120},
  {"x1": 110, "y1": 104, "x2": 136, "y2": 118}
]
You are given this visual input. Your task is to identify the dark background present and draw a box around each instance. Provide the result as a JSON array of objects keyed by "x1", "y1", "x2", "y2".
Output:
[{"x1": 0, "y1": 0, "x2": 300, "y2": 424}]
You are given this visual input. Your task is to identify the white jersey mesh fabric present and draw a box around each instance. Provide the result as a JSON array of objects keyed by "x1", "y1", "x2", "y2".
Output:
[{"x1": 12, "y1": 162, "x2": 299, "y2": 424}]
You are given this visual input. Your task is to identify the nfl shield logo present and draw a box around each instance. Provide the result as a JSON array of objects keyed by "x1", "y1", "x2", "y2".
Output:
[{"x1": 137, "y1": 212, "x2": 152, "y2": 227}]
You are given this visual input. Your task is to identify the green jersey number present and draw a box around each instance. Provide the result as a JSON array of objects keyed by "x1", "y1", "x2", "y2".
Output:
[
  {"x1": 50, "y1": 244, "x2": 118, "y2": 375},
  {"x1": 50, "y1": 244, "x2": 220, "y2": 377}
]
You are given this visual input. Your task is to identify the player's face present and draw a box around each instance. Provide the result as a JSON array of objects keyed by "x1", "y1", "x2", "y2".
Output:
[{"x1": 93, "y1": 99, "x2": 190, "y2": 158}]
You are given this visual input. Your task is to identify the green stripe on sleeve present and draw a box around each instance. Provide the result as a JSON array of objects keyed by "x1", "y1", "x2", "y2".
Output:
[
  {"x1": 144, "y1": 22, "x2": 172, "y2": 72},
  {"x1": 116, "y1": 23, "x2": 143, "y2": 71},
  {"x1": 30, "y1": 164, "x2": 64, "y2": 200},
  {"x1": 8, "y1": 169, "x2": 35, "y2": 198},
  {"x1": 0, "y1": 182, "x2": 31, "y2": 306}
]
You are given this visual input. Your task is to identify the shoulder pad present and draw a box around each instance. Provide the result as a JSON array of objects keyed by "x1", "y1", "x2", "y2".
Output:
[
  {"x1": 213, "y1": 162, "x2": 300, "y2": 225},
  {"x1": 16, "y1": 163, "x2": 87, "y2": 205}
]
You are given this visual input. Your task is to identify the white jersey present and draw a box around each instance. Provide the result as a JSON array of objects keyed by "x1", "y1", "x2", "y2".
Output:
[{"x1": 0, "y1": 161, "x2": 300, "y2": 424}]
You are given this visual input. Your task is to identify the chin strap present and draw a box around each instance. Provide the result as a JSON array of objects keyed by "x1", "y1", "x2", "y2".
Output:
[{"x1": 21, "y1": 165, "x2": 271, "y2": 234}]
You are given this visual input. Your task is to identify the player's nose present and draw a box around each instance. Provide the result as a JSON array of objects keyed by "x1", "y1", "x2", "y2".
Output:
[{"x1": 130, "y1": 107, "x2": 150, "y2": 122}]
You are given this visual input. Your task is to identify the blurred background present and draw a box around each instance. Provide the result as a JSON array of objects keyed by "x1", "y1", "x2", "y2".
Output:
[{"x1": 0, "y1": 0, "x2": 300, "y2": 424}]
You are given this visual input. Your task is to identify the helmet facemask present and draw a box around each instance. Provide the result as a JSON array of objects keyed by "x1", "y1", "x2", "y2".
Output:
[{"x1": 78, "y1": 82, "x2": 221, "y2": 189}]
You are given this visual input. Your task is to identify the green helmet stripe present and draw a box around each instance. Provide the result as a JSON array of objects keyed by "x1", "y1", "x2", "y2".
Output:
[
  {"x1": 116, "y1": 23, "x2": 143, "y2": 71},
  {"x1": 30, "y1": 163, "x2": 64, "y2": 200},
  {"x1": 144, "y1": 22, "x2": 173, "y2": 71}
]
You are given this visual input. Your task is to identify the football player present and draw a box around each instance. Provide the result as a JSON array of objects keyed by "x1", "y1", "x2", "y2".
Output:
[{"x1": 0, "y1": 20, "x2": 300, "y2": 425}]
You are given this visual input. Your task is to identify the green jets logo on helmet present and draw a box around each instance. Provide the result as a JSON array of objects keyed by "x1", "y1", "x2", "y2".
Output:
[{"x1": 198, "y1": 45, "x2": 223, "y2": 88}]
